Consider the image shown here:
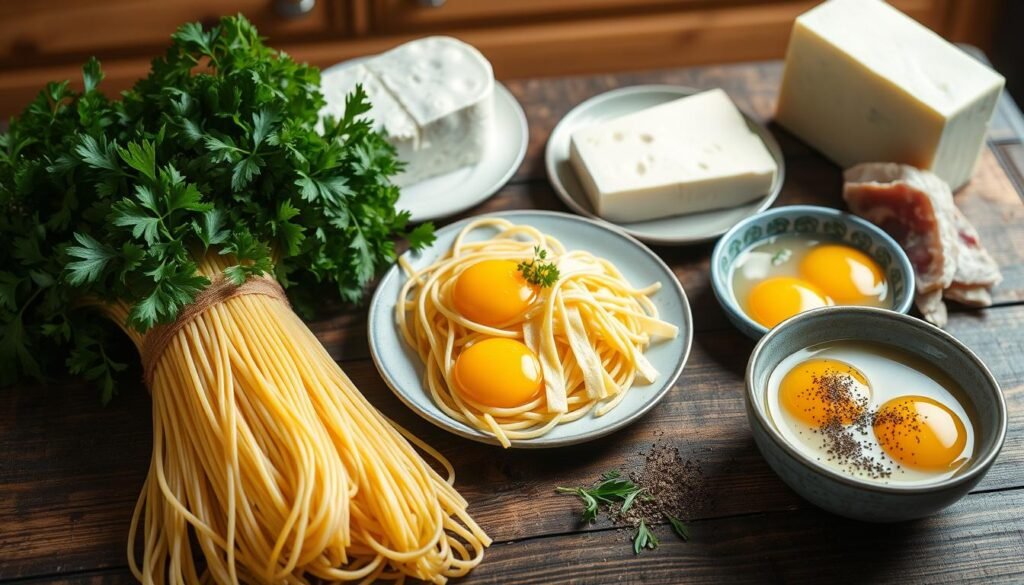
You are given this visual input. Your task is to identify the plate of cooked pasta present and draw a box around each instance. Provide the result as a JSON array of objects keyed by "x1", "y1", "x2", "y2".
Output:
[{"x1": 368, "y1": 210, "x2": 693, "y2": 448}]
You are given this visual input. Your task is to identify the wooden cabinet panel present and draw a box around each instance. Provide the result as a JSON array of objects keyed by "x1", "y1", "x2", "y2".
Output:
[
  {"x1": 369, "y1": 0, "x2": 950, "y2": 33},
  {"x1": 331, "y1": 0, "x2": 953, "y2": 78},
  {"x1": 0, "y1": 0, "x2": 964, "y2": 118},
  {"x1": 371, "y1": 0, "x2": 722, "y2": 32},
  {"x1": 0, "y1": 0, "x2": 336, "y2": 64}
]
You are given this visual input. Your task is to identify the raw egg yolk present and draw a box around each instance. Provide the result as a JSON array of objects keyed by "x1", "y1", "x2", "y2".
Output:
[
  {"x1": 779, "y1": 359, "x2": 870, "y2": 426},
  {"x1": 453, "y1": 338, "x2": 543, "y2": 408},
  {"x1": 747, "y1": 277, "x2": 832, "y2": 328},
  {"x1": 873, "y1": 395, "x2": 968, "y2": 471},
  {"x1": 799, "y1": 245, "x2": 885, "y2": 304},
  {"x1": 453, "y1": 260, "x2": 536, "y2": 327}
]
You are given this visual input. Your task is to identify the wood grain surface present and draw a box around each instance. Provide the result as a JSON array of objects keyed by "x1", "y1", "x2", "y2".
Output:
[{"x1": 1, "y1": 61, "x2": 1023, "y2": 584}]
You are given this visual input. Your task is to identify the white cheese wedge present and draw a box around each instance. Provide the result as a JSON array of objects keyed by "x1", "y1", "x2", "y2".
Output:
[
  {"x1": 569, "y1": 89, "x2": 778, "y2": 222},
  {"x1": 319, "y1": 37, "x2": 494, "y2": 187},
  {"x1": 776, "y1": 0, "x2": 1004, "y2": 191}
]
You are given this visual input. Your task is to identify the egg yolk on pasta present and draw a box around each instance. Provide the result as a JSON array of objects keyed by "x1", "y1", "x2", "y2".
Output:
[
  {"x1": 799, "y1": 245, "x2": 885, "y2": 304},
  {"x1": 747, "y1": 277, "x2": 832, "y2": 329},
  {"x1": 453, "y1": 260, "x2": 536, "y2": 327},
  {"x1": 873, "y1": 395, "x2": 968, "y2": 471},
  {"x1": 779, "y1": 359, "x2": 870, "y2": 426},
  {"x1": 453, "y1": 338, "x2": 543, "y2": 408}
]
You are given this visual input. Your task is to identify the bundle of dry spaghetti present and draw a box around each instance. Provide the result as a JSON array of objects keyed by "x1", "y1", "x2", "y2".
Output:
[
  {"x1": 397, "y1": 219, "x2": 678, "y2": 447},
  {"x1": 105, "y1": 255, "x2": 489, "y2": 584}
]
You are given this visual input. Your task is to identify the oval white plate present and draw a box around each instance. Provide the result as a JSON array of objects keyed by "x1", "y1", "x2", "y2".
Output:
[
  {"x1": 545, "y1": 85, "x2": 786, "y2": 245},
  {"x1": 368, "y1": 210, "x2": 693, "y2": 448},
  {"x1": 322, "y1": 60, "x2": 528, "y2": 222}
]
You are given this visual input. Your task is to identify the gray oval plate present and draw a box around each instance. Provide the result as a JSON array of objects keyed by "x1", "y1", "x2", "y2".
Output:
[
  {"x1": 545, "y1": 85, "x2": 786, "y2": 245},
  {"x1": 368, "y1": 210, "x2": 693, "y2": 448}
]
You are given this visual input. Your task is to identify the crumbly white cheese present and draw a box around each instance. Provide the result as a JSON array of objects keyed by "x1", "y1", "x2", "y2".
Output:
[
  {"x1": 776, "y1": 0, "x2": 1005, "y2": 191},
  {"x1": 319, "y1": 37, "x2": 494, "y2": 186},
  {"x1": 569, "y1": 89, "x2": 778, "y2": 222}
]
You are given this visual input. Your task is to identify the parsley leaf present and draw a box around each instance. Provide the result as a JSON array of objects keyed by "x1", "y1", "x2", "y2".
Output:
[
  {"x1": 82, "y1": 57, "x2": 103, "y2": 93},
  {"x1": 65, "y1": 233, "x2": 116, "y2": 286},
  {"x1": 75, "y1": 135, "x2": 120, "y2": 172},
  {"x1": 517, "y1": 246, "x2": 560, "y2": 288},
  {"x1": 118, "y1": 140, "x2": 157, "y2": 181},
  {"x1": 405, "y1": 222, "x2": 435, "y2": 251},
  {"x1": 111, "y1": 200, "x2": 162, "y2": 245}
]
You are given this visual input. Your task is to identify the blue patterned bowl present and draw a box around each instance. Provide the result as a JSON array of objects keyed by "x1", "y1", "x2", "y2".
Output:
[{"x1": 711, "y1": 205, "x2": 915, "y2": 339}]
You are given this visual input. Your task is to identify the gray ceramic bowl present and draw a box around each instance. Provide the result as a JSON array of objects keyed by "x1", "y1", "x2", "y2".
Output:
[
  {"x1": 746, "y1": 306, "x2": 1007, "y2": 522},
  {"x1": 711, "y1": 205, "x2": 915, "y2": 339}
]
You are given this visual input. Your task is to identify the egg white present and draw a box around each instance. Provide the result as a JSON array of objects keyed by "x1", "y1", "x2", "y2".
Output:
[{"x1": 765, "y1": 341, "x2": 976, "y2": 485}]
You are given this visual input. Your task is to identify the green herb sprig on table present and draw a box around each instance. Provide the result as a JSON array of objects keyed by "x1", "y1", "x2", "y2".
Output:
[
  {"x1": 0, "y1": 15, "x2": 433, "y2": 401},
  {"x1": 633, "y1": 519, "x2": 659, "y2": 554},
  {"x1": 555, "y1": 470, "x2": 645, "y2": 523},
  {"x1": 556, "y1": 470, "x2": 691, "y2": 554},
  {"x1": 517, "y1": 246, "x2": 560, "y2": 287},
  {"x1": 667, "y1": 513, "x2": 690, "y2": 541}
]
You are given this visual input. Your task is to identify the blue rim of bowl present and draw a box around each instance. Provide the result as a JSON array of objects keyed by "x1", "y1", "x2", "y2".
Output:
[
  {"x1": 543, "y1": 84, "x2": 786, "y2": 246},
  {"x1": 745, "y1": 305, "x2": 1008, "y2": 494},
  {"x1": 711, "y1": 205, "x2": 916, "y2": 337},
  {"x1": 367, "y1": 209, "x2": 695, "y2": 448}
]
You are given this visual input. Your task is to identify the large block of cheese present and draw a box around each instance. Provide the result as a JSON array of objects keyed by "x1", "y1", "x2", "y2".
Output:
[
  {"x1": 569, "y1": 89, "x2": 778, "y2": 223},
  {"x1": 776, "y1": 0, "x2": 1004, "y2": 191},
  {"x1": 320, "y1": 37, "x2": 494, "y2": 187}
]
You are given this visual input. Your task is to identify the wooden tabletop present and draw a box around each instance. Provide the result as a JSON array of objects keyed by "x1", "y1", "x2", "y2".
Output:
[{"x1": 2, "y1": 60, "x2": 1024, "y2": 585}]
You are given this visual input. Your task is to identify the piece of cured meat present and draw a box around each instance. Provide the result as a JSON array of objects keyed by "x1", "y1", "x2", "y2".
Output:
[
  {"x1": 944, "y1": 284, "x2": 993, "y2": 307},
  {"x1": 843, "y1": 163, "x2": 958, "y2": 295},
  {"x1": 950, "y1": 207, "x2": 1002, "y2": 290},
  {"x1": 915, "y1": 289, "x2": 948, "y2": 327},
  {"x1": 843, "y1": 163, "x2": 1001, "y2": 326}
]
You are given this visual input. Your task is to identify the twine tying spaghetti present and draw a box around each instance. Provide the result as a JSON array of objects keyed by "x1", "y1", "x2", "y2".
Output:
[{"x1": 140, "y1": 276, "x2": 290, "y2": 387}]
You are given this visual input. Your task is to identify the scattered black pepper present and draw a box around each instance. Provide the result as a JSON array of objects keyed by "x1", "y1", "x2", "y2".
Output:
[
  {"x1": 608, "y1": 438, "x2": 710, "y2": 540},
  {"x1": 798, "y1": 370, "x2": 897, "y2": 481},
  {"x1": 556, "y1": 435, "x2": 710, "y2": 553}
]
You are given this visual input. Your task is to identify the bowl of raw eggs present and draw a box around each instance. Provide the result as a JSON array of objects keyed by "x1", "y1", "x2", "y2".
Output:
[
  {"x1": 746, "y1": 306, "x2": 1006, "y2": 522},
  {"x1": 711, "y1": 205, "x2": 915, "y2": 339}
]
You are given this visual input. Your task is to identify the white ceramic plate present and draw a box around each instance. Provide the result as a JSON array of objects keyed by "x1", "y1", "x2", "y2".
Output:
[
  {"x1": 545, "y1": 85, "x2": 786, "y2": 245},
  {"x1": 321, "y1": 60, "x2": 528, "y2": 222},
  {"x1": 367, "y1": 210, "x2": 693, "y2": 448}
]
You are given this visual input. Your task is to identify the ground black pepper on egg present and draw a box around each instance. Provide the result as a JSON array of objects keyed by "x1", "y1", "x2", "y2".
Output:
[{"x1": 806, "y1": 368, "x2": 918, "y2": 479}]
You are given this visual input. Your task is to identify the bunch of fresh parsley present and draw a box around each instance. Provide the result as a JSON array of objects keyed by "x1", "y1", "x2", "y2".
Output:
[{"x1": 0, "y1": 15, "x2": 432, "y2": 401}]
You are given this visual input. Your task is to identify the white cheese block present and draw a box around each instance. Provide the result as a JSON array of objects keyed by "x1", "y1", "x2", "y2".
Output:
[
  {"x1": 320, "y1": 64, "x2": 418, "y2": 159},
  {"x1": 319, "y1": 37, "x2": 494, "y2": 187},
  {"x1": 776, "y1": 0, "x2": 1004, "y2": 191},
  {"x1": 569, "y1": 89, "x2": 778, "y2": 223}
]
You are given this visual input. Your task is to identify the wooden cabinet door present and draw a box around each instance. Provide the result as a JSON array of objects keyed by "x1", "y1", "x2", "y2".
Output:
[
  {"x1": 0, "y1": 0, "x2": 337, "y2": 64},
  {"x1": 371, "y1": 0, "x2": 750, "y2": 33},
  {"x1": 368, "y1": 0, "x2": 952, "y2": 34}
]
